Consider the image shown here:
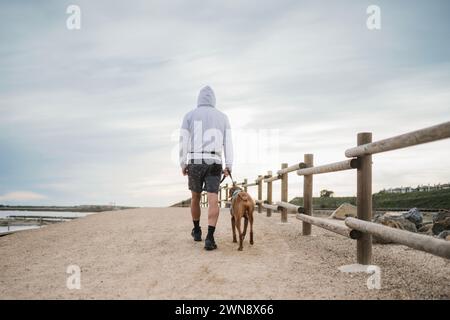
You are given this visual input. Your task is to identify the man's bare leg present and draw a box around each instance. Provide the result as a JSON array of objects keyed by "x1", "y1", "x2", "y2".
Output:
[
  {"x1": 207, "y1": 192, "x2": 219, "y2": 226},
  {"x1": 191, "y1": 191, "x2": 201, "y2": 221},
  {"x1": 190, "y1": 191, "x2": 202, "y2": 241},
  {"x1": 204, "y1": 192, "x2": 219, "y2": 250}
]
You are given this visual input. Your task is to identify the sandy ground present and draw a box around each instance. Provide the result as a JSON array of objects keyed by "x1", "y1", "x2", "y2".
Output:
[{"x1": 0, "y1": 207, "x2": 449, "y2": 299}]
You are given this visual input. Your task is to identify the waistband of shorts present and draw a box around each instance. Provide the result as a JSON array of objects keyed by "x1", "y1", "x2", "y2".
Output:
[{"x1": 188, "y1": 159, "x2": 222, "y2": 165}]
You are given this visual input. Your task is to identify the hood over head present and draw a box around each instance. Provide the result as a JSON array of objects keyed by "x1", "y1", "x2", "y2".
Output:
[{"x1": 197, "y1": 86, "x2": 216, "y2": 108}]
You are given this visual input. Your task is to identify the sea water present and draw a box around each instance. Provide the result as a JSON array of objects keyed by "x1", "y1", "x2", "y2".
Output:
[{"x1": 0, "y1": 211, "x2": 94, "y2": 233}]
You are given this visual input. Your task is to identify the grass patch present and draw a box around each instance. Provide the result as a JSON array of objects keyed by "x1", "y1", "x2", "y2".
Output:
[{"x1": 290, "y1": 188, "x2": 450, "y2": 210}]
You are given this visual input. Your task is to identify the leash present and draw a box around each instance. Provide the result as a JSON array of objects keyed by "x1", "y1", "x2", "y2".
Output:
[{"x1": 220, "y1": 170, "x2": 235, "y2": 185}]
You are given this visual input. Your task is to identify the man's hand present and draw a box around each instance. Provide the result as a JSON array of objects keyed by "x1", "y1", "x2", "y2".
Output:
[
  {"x1": 182, "y1": 167, "x2": 188, "y2": 176},
  {"x1": 223, "y1": 167, "x2": 231, "y2": 177}
]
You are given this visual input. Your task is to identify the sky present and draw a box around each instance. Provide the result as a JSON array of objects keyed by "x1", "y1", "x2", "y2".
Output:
[{"x1": 0, "y1": 0, "x2": 449, "y2": 207}]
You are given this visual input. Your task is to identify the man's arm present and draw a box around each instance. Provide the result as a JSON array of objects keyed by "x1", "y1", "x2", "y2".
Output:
[
  {"x1": 223, "y1": 115, "x2": 233, "y2": 173},
  {"x1": 179, "y1": 113, "x2": 190, "y2": 174}
]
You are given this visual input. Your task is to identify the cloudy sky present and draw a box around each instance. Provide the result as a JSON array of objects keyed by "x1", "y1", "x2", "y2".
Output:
[{"x1": 1, "y1": 0, "x2": 449, "y2": 207}]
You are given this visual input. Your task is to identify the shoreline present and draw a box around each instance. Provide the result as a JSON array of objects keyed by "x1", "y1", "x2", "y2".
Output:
[{"x1": 0, "y1": 206, "x2": 136, "y2": 213}]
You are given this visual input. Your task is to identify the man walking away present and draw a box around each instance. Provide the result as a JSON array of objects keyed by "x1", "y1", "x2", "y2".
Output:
[{"x1": 179, "y1": 86, "x2": 233, "y2": 250}]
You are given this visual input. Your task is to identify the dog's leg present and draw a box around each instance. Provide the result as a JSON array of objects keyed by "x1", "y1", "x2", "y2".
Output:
[
  {"x1": 243, "y1": 216, "x2": 248, "y2": 240},
  {"x1": 231, "y1": 216, "x2": 237, "y2": 243},
  {"x1": 235, "y1": 217, "x2": 243, "y2": 251},
  {"x1": 249, "y1": 212, "x2": 254, "y2": 245}
]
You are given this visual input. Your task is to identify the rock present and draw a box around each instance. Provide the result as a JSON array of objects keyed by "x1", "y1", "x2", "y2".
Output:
[
  {"x1": 431, "y1": 210, "x2": 450, "y2": 235},
  {"x1": 383, "y1": 218, "x2": 417, "y2": 233},
  {"x1": 383, "y1": 211, "x2": 405, "y2": 218},
  {"x1": 372, "y1": 212, "x2": 417, "y2": 244},
  {"x1": 432, "y1": 210, "x2": 450, "y2": 223},
  {"x1": 403, "y1": 207, "x2": 423, "y2": 228},
  {"x1": 432, "y1": 217, "x2": 450, "y2": 235},
  {"x1": 330, "y1": 203, "x2": 357, "y2": 220},
  {"x1": 437, "y1": 230, "x2": 450, "y2": 240},
  {"x1": 374, "y1": 211, "x2": 406, "y2": 223},
  {"x1": 417, "y1": 222, "x2": 433, "y2": 235}
]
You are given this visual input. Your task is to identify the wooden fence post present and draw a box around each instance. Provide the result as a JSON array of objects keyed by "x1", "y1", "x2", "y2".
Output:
[
  {"x1": 303, "y1": 154, "x2": 313, "y2": 235},
  {"x1": 281, "y1": 163, "x2": 288, "y2": 222},
  {"x1": 219, "y1": 187, "x2": 222, "y2": 208},
  {"x1": 266, "y1": 171, "x2": 273, "y2": 217},
  {"x1": 356, "y1": 132, "x2": 373, "y2": 265},
  {"x1": 243, "y1": 179, "x2": 248, "y2": 193},
  {"x1": 257, "y1": 175, "x2": 263, "y2": 213}
]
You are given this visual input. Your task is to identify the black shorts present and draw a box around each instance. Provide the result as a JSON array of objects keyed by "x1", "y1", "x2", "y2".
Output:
[{"x1": 187, "y1": 163, "x2": 222, "y2": 194}]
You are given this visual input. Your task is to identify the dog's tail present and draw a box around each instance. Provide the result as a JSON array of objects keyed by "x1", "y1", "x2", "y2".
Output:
[{"x1": 238, "y1": 193, "x2": 248, "y2": 201}]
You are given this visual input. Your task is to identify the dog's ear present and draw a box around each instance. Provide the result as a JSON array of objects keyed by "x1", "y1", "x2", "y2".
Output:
[{"x1": 228, "y1": 187, "x2": 235, "y2": 199}]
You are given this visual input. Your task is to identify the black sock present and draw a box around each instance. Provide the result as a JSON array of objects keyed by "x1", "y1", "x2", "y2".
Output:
[
  {"x1": 206, "y1": 225, "x2": 215, "y2": 241},
  {"x1": 193, "y1": 220, "x2": 200, "y2": 231}
]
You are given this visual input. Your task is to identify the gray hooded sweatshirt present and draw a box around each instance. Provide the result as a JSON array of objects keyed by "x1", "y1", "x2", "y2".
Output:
[{"x1": 179, "y1": 86, "x2": 233, "y2": 171}]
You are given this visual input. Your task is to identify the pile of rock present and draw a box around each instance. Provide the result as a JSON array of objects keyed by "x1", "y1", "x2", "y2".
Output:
[
  {"x1": 430, "y1": 210, "x2": 450, "y2": 239},
  {"x1": 329, "y1": 204, "x2": 450, "y2": 243},
  {"x1": 372, "y1": 208, "x2": 450, "y2": 244}
]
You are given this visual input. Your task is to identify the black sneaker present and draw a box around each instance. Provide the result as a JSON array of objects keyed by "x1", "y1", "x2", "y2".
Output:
[
  {"x1": 191, "y1": 228, "x2": 202, "y2": 241},
  {"x1": 204, "y1": 238, "x2": 217, "y2": 251}
]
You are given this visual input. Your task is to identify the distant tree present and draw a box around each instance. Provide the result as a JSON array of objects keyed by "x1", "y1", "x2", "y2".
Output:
[{"x1": 320, "y1": 189, "x2": 334, "y2": 198}]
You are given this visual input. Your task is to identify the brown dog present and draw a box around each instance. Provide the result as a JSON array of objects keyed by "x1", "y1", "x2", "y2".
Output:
[{"x1": 228, "y1": 185, "x2": 255, "y2": 251}]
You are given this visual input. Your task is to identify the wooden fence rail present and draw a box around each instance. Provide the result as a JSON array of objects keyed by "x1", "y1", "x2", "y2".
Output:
[
  {"x1": 296, "y1": 159, "x2": 358, "y2": 176},
  {"x1": 298, "y1": 214, "x2": 362, "y2": 240},
  {"x1": 198, "y1": 121, "x2": 450, "y2": 263},
  {"x1": 346, "y1": 217, "x2": 450, "y2": 259},
  {"x1": 345, "y1": 121, "x2": 450, "y2": 157},
  {"x1": 277, "y1": 162, "x2": 307, "y2": 175},
  {"x1": 276, "y1": 201, "x2": 303, "y2": 214}
]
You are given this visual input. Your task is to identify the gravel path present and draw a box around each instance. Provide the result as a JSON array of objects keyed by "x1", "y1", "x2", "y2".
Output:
[{"x1": 0, "y1": 207, "x2": 448, "y2": 299}]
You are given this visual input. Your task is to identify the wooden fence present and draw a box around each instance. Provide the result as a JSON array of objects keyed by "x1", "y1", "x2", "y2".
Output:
[{"x1": 200, "y1": 121, "x2": 450, "y2": 263}]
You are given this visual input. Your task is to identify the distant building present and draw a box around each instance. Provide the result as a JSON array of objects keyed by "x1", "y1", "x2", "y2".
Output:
[{"x1": 381, "y1": 183, "x2": 450, "y2": 194}]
